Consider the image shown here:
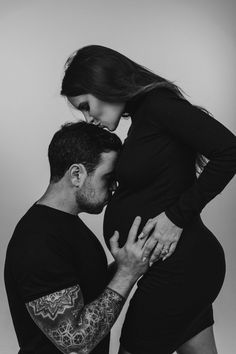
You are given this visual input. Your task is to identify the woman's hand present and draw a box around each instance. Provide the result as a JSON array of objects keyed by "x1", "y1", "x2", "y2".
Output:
[{"x1": 140, "y1": 212, "x2": 183, "y2": 265}]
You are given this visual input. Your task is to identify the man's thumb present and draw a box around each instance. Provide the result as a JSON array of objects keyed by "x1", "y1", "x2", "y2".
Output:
[{"x1": 109, "y1": 231, "x2": 120, "y2": 256}]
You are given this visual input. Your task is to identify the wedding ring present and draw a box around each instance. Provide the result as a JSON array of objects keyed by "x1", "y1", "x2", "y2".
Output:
[{"x1": 138, "y1": 232, "x2": 145, "y2": 240}]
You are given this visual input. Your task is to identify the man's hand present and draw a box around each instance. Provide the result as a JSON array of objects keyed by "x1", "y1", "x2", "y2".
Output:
[{"x1": 109, "y1": 216, "x2": 152, "y2": 281}]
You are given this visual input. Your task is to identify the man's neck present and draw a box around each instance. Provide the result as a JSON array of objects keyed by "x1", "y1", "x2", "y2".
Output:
[{"x1": 37, "y1": 183, "x2": 80, "y2": 216}]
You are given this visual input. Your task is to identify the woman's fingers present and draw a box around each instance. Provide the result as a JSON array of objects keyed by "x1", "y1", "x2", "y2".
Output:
[
  {"x1": 127, "y1": 216, "x2": 142, "y2": 244},
  {"x1": 148, "y1": 242, "x2": 171, "y2": 264},
  {"x1": 162, "y1": 242, "x2": 177, "y2": 261}
]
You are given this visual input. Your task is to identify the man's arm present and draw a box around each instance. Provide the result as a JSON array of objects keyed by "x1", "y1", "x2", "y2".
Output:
[
  {"x1": 107, "y1": 261, "x2": 117, "y2": 283},
  {"x1": 26, "y1": 216, "x2": 152, "y2": 354},
  {"x1": 26, "y1": 284, "x2": 124, "y2": 354}
]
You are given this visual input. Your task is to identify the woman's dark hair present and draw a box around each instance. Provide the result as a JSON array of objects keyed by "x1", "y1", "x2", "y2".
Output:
[
  {"x1": 61, "y1": 45, "x2": 208, "y2": 174},
  {"x1": 48, "y1": 121, "x2": 122, "y2": 183}
]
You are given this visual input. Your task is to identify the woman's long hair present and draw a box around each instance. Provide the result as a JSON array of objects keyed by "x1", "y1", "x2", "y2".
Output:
[{"x1": 61, "y1": 45, "x2": 208, "y2": 175}]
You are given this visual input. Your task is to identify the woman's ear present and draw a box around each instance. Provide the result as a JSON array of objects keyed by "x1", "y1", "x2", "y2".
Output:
[{"x1": 69, "y1": 163, "x2": 88, "y2": 188}]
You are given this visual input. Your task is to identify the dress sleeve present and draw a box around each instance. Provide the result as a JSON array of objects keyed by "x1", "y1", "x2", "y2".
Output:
[{"x1": 148, "y1": 89, "x2": 236, "y2": 227}]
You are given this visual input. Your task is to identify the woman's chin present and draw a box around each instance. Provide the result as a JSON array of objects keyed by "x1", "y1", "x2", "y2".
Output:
[
  {"x1": 111, "y1": 121, "x2": 121, "y2": 131},
  {"x1": 106, "y1": 124, "x2": 115, "y2": 132},
  {"x1": 103, "y1": 119, "x2": 121, "y2": 131}
]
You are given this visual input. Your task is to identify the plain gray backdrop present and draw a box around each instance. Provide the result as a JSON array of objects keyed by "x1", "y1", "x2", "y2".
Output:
[{"x1": 0, "y1": 1, "x2": 235, "y2": 353}]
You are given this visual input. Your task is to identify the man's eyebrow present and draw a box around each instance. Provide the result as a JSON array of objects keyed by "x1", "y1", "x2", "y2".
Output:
[{"x1": 104, "y1": 171, "x2": 115, "y2": 177}]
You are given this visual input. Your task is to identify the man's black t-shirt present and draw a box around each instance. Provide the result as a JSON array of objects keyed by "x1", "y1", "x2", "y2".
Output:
[{"x1": 4, "y1": 204, "x2": 110, "y2": 354}]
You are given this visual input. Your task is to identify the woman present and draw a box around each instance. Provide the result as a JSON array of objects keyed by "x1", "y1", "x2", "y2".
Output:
[{"x1": 61, "y1": 45, "x2": 236, "y2": 354}]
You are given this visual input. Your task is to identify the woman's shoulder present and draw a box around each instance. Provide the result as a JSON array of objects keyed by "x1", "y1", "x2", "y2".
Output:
[
  {"x1": 135, "y1": 87, "x2": 184, "y2": 115},
  {"x1": 145, "y1": 87, "x2": 184, "y2": 104},
  {"x1": 147, "y1": 88, "x2": 198, "y2": 118},
  {"x1": 126, "y1": 87, "x2": 191, "y2": 119}
]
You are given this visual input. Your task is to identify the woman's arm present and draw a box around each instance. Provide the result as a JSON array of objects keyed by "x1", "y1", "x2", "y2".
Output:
[
  {"x1": 149, "y1": 89, "x2": 236, "y2": 227},
  {"x1": 141, "y1": 89, "x2": 236, "y2": 263}
]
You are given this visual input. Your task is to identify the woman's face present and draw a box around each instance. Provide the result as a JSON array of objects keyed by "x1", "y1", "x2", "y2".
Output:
[{"x1": 68, "y1": 94, "x2": 125, "y2": 131}]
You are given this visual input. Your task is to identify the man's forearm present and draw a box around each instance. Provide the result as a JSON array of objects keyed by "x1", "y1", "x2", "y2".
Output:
[
  {"x1": 68, "y1": 271, "x2": 136, "y2": 353},
  {"x1": 27, "y1": 272, "x2": 137, "y2": 354},
  {"x1": 71, "y1": 286, "x2": 125, "y2": 353},
  {"x1": 107, "y1": 260, "x2": 118, "y2": 283}
]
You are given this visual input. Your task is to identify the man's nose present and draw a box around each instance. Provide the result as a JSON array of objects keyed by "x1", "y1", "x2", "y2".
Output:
[{"x1": 109, "y1": 181, "x2": 118, "y2": 192}]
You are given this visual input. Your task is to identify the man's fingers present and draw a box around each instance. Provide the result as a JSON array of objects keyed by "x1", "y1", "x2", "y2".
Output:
[
  {"x1": 127, "y1": 216, "x2": 142, "y2": 244},
  {"x1": 137, "y1": 220, "x2": 156, "y2": 248},
  {"x1": 109, "y1": 231, "x2": 120, "y2": 256},
  {"x1": 141, "y1": 219, "x2": 155, "y2": 236},
  {"x1": 149, "y1": 242, "x2": 165, "y2": 264},
  {"x1": 141, "y1": 236, "x2": 159, "y2": 260},
  {"x1": 137, "y1": 231, "x2": 149, "y2": 247}
]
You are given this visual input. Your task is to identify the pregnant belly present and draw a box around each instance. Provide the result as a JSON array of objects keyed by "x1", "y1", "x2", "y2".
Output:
[{"x1": 103, "y1": 189, "x2": 176, "y2": 249}]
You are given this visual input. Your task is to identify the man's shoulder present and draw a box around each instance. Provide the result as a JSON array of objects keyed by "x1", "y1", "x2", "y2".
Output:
[
  {"x1": 5, "y1": 204, "x2": 78, "y2": 277},
  {"x1": 11, "y1": 203, "x2": 84, "y2": 239},
  {"x1": 9, "y1": 204, "x2": 51, "y2": 245},
  {"x1": 5, "y1": 204, "x2": 82, "y2": 303},
  {"x1": 7, "y1": 204, "x2": 64, "y2": 260},
  {"x1": 6, "y1": 204, "x2": 91, "y2": 259}
]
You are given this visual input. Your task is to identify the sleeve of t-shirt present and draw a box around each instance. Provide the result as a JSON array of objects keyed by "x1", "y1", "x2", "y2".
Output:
[
  {"x1": 147, "y1": 88, "x2": 236, "y2": 227},
  {"x1": 15, "y1": 232, "x2": 79, "y2": 303}
]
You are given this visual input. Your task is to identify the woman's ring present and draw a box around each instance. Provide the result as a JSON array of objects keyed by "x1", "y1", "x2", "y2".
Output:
[{"x1": 138, "y1": 232, "x2": 145, "y2": 240}]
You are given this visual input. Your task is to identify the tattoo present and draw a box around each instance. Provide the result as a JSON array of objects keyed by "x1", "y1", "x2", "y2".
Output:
[
  {"x1": 28, "y1": 286, "x2": 81, "y2": 320},
  {"x1": 26, "y1": 285, "x2": 124, "y2": 354}
]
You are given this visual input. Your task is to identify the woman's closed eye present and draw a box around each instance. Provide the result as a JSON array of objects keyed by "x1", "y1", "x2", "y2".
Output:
[{"x1": 78, "y1": 102, "x2": 90, "y2": 112}]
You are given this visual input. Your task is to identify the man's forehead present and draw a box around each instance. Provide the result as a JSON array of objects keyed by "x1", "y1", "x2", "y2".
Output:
[{"x1": 96, "y1": 151, "x2": 118, "y2": 172}]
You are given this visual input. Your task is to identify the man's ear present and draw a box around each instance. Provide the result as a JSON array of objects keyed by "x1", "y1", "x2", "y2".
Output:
[{"x1": 69, "y1": 164, "x2": 88, "y2": 188}]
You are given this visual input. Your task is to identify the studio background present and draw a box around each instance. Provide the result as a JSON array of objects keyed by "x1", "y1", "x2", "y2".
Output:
[{"x1": 0, "y1": 0, "x2": 235, "y2": 353}]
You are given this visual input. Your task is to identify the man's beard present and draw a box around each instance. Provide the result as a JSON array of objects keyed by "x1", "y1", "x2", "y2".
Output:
[{"x1": 76, "y1": 185, "x2": 105, "y2": 214}]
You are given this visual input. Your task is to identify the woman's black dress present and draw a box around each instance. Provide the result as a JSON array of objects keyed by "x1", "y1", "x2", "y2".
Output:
[{"x1": 103, "y1": 88, "x2": 236, "y2": 354}]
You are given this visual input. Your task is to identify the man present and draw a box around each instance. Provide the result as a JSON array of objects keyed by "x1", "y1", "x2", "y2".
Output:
[{"x1": 4, "y1": 122, "x2": 152, "y2": 354}]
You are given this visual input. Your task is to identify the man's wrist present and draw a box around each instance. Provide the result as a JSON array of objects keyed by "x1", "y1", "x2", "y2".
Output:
[
  {"x1": 108, "y1": 269, "x2": 137, "y2": 299},
  {"x1": 115, "y1": 268, "x2": 137, "y2": 282}
]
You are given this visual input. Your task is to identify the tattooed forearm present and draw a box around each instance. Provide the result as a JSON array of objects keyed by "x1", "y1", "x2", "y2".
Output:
[
  {"x1": 72, "y1": 287, "x2": 125, "y2": 353},
  {"x1": 28, "y1": 286, "x2": 81, "y2": 320},
  {"x1": 26, "y1": 285, "x2": 124, "y2": 354}
]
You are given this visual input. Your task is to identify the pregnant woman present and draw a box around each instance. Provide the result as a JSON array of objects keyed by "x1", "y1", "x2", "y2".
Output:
[{"x1": 61, "y1": 45, "x2": 236, "y2": 354}]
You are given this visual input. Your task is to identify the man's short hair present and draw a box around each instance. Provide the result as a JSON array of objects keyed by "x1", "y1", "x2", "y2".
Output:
[{"x1": 48, "y1": 121, "x2": 122, "y2": 183}]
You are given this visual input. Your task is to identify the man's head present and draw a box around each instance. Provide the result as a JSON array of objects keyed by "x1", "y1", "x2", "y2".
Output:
[{"x1": 48, "y1": 121, "x2": 122, "y2": 214}]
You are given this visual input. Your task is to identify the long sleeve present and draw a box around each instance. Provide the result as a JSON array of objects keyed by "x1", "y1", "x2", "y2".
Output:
[{"x1": 148, "y1": 89, "x2": 236, "y2": 227}]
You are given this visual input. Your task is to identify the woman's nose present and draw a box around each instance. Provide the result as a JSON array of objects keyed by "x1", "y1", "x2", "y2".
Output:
[
  {"x1": 83, "y1": 112, "x2": 99, "y2": 125},
  {"x1": 91, "y1": 119, "x2": 100, "y2": 126},
  {"x1": 82, "y1": 111, "x2": 92, "y2": 123}
]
